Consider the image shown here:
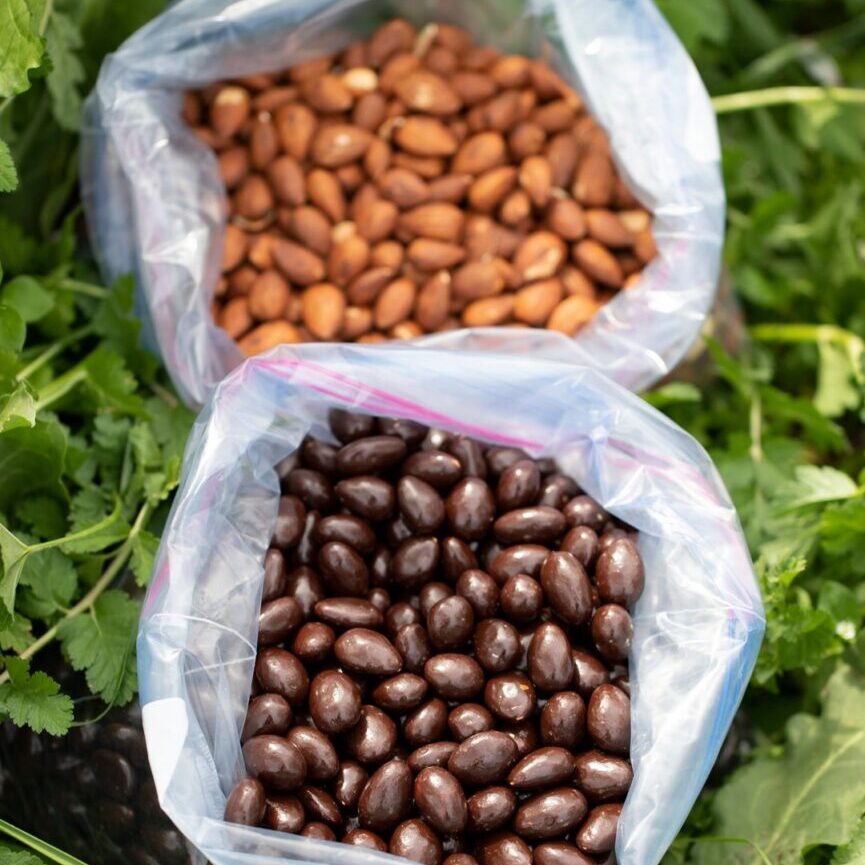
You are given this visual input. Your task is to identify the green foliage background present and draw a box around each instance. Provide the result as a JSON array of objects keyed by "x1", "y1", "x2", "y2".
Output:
[{"x1": 1, "y1": 0, "x2": 865, "y2": 863}]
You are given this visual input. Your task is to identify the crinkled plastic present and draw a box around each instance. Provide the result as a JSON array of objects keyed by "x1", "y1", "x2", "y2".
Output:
[
  {"x1": 138, "y1": 343, "x2": 763, "y2": 865},
  {"x1": 81, "y1": 0, "x2": 725, "y2": 408}
]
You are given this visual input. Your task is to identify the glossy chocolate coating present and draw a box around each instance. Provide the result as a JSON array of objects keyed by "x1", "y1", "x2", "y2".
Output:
[
  {"x1": 466, "y1": 786, "x2": 516, "y2": 832},
  {"x1": 447, "y1": 731, "x2": 518, "y2": 786},
  {"x1": 513, "y1": 787, "x2": 587, "y2": 839},
  {"x1": 335, "y1": 476, "x2": 395, "y2": 521},
  {"x1": 586, "y1": 684, "x2": 630, "y2": 754},
  {"x1": 242, "y1": 736, "x2": 306, "y2": 791},
  {"x1": 357, "y1": 759, "x2": 413, "y2": 832},
  {"x1": 241, "y1": 693, "x2": 292, "y2": 743},
  {"x1": 539, "y1": 692, "x2": 585, "y2": 749},
  {"x1": 591, "y1": 604, "x2": 633, "y2": 663},
  {"x1": 404, "y1": 450, "x2": 463, "y2": 489},
  {"x1": 484, "y1": 673, "x2": 536, "y2": 723},
  {"x1": 575, "y1": 803, "x2": 621, "y2": 855},
  {"x1": 390, "y1": 818, "x2": 443, "y2": 865},
  {"x1": 309, "y1": 670, "x2": 362, "y2": 734},
  {"x1": 335, "y1": 628, "x2": 402, "y2": 675},
  {"x1": 507, "y1": 747, "x2": 574, "y2": 791},
  {"x1": 573, "y1": 749, "x2": 633, "y2": 801},
  {"x1": 414, "y1": 767, "x2": 467, "y2": 833},
  {"x1": 224, "y1": 778, "x2": 266, "y2": 825},
  {"x1": 287, "y1": 726, "x2": 339, "y2": 781}
]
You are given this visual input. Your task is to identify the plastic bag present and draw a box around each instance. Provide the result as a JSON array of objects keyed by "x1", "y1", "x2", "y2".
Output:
[
  {"x1": 81, "y1": 0, "x2": 725, "y2": 408},
  {"x1": 138, "y1": 343, "x2": 763, "y2": 865}
]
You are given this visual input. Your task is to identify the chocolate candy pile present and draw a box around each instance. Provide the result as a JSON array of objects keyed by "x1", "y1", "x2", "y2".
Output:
[
  {"x1": 187, "y1": 18, "x2": 657, "y2": 355},
  {"x1": 225, "y1": 411, "x2": 644, "y2": 865}
]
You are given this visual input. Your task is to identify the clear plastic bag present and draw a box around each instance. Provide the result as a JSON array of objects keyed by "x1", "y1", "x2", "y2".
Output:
[
  {"x1": 138, "y1": 343, "x2": 763, "y2": 865},
  {"x1": 81, "y1": 0, "x2": 725, "y2": 408}
]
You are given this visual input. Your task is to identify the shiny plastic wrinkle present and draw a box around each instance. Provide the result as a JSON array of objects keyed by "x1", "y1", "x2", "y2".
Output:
[
  {"x1": 138, "y1": 344, "x2": 763, "y2": 865},
  {"x1": 81, "y1": 0, "x2": 724, "y2": 408}
]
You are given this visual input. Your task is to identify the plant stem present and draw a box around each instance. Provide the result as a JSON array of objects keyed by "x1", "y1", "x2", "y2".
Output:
[
  {"x1": 0, "y1": 817, "x2": 89, "y2": 865},
  {"x1": 33, "y1": 367, "x2": 88, "y2": 413},
  {"x1": 0, "y1": 502, "x2": 153, "y2": 686},
  {"x1": 16, "y1": 325, "x2": 94, "y2": 382},
  {"x1": 751, "y1": 322, "x2": 865, "y2": 383},
  {"x1": 713, "y1": 85, "x2": 865, "y2": 113},
  {"x1": 55, "y1": 278, "x2": 110, "y2": 299}
]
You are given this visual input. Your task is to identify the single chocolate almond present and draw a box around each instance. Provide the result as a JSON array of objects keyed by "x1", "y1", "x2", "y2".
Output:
[{"x1": 303, "y1": 283, "x2": 346, "y2": 339}]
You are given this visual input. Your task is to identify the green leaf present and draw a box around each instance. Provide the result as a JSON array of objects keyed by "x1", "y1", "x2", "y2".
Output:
[
  {"x1": 0, "y1": 658, "x2": 72, "y2": 735},
  {"x1": 0, "y1": 419, "x2": 66, "y2": 512},
  {"x1": 43, "y1": 11, "x2": 83, "y2": 132},
  {"x1": 0, "y1": 277, "x2": 54, "y2": 323},
  {"x1": 693, "y1": 667, "x2": 865, "y2": 865},
  {"x1": 832, "y1": 814, "x2": 865, "y2": 864},
  {"x1": 815, "y1": 340, "x2": 862, "y2": 418},
  {"x1": 0, "y1": 140, "x2": 18, "y2": 194},
  {"x1": 0, "y1": 816, "x2": 90, "y2": 865},
  {"x1": 130, "y1": 529, "x2": 159, "y2": 587},
  {"x1": 0, "y1": 606, "x2": 31, "y2": 653},
  {"x1": 0, "y1": 846, "x2": 46, "y2": 865},
  {"x1": 782, "y1": 466, "x2": 860, "y2": 511},
  {"x1": 0, "y1": 523, "x2": 30, "y2": 614},
  {"x1": 81, "y1": 346, "x2": 145, "y2": 415},
  {"x1": 12, "y1": 496, "x2": 65, "y2": 539},
  {"x1": 18, "y1": 548, "x2": 77, "y2": 619},
  {"x1": 0, "y1": 306, "x2": 25, "y2": 351},
  {"x1": 0, "y1": 0, "x2": 43, "y2": 98},
  {"x1": 0, "y1": 382, "x2": 36, "y2": 431},
  {"x1": 57, "y1": 590, "x2": 139, "y2": 706},
  {"x1": 62, "y1": 492, "x2": 128, "y2": 554}
]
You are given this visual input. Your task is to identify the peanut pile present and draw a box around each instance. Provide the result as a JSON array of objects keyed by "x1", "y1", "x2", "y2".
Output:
[{"x1": 185, "y1": 20, "x2": 657, "y2": 356}]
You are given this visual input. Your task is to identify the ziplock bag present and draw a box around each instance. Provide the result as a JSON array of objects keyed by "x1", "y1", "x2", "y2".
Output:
[
  {"x1": 138, "y1": 343, "x2": 763, "y2": 865},
  {"x1": 81, "y1": 0, "x2": 725, "y2": 408}
]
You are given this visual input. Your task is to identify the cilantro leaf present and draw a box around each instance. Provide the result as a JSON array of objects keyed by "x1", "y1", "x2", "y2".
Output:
[
  {"x1": 0, "y1": 381, "x2": 36, "y2": 431},
  {"x1": 56, "y1": 590, "x2": 139, "y2": 706},
  {"x1": 0, "y1": 140, "x2": 18, "y2": 194},
  {"x1": 0, "y1": 277, "x2": 54, "y2": 323},
  {"x1": 0, "y1": 846, "x2": 46, "y2": 865},
  {"x1": 17, "y1": 548, "x2": 77, "y2": 619},
  {"x1": 43, "y1": 10, "x2": 83, "y2": 132},
  {"x1": 130, "y1": 529, "x2": 159, "y2": 587},
  {"x1": 0, "y1": 306, "x2": 25, "y2": 352},
  {"x1": 0, "y1": 0, "x2": 44, "y2": 99},
  {"x1": 0, "y1": 657, "x2": 73, "y2": 735}
]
